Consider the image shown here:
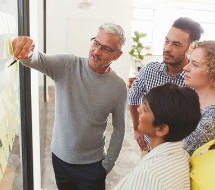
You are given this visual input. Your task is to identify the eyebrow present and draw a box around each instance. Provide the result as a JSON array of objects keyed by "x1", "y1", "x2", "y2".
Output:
[
  {"x1": 93, "y1": 37, "x2": 121, "y2": 52},
  {"x1": 174, "y1": 41, "x2": 183, "y2": 46},
  {"x1": 165, "y1": 37, "x2": 183, "y2": 45},
  {"x1": 142, "y1": 101, "x2": 149, "y2": 110},
  {"x1": 165, "y1": 37, "x2": 182, "y2": 44},
  {"x1": 190, "y1": 59, "x2": 200, "y2": 65},
  {"x1": 145, "y1": 102, "x2": 150, "y2": 111},
  {"x1": 94, "y1": 38, "x2": 113, "y2": 49}
]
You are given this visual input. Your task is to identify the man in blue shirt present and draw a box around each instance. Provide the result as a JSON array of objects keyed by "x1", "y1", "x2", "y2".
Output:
[{"x1": 128, "y1": 17, "x2": 204, "y2": 151}]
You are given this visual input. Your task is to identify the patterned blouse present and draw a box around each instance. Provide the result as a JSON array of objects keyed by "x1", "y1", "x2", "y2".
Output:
[{"x1": 182, "y1": 105, "x2": 215, "y2": 155}]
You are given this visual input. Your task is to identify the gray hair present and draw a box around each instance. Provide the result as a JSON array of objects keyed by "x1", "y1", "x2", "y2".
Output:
[{"x1": 99, "y1": 23, "x2": 126, "y2": 49}]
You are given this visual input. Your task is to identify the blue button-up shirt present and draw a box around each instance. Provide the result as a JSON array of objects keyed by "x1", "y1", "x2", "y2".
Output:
[{"x1": 128, "y1": 62, "x2": 185, "y2": 105}]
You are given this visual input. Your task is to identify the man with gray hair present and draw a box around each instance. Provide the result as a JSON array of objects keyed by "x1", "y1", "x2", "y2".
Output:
[{"x1": 12, "y1": 23, "x2": 127, "y2": 190}]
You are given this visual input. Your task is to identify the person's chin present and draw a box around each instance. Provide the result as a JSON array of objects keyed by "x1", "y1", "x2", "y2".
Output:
[
  {"x1": 163, "y1": 58, "x2": 172, "y2": 64},
  {"x1": 184, "y1": 80, "x2": 192, "y2": 87},
  {"x1": 89, "y1": 62, "x2": 101, "y2": 69}
]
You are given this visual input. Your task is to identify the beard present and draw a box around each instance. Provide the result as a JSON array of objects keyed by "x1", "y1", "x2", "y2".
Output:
[
  {"x1": 163, "y1": 51, "x2": 186, "y2": 67},
  {"x1": 89, "y1": 52, "x2": 113, "y2": 69},
  {"x1": 165, "y1": 59, "x2": 184, "y2": 67}
]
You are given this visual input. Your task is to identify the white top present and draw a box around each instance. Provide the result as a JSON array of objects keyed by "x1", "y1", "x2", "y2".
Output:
[{"x1": 113, "y1": 142, "x2": 190, "y2": 190}]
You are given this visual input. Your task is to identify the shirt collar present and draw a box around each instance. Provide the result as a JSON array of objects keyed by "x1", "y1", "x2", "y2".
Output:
[
  {"x1": 159, "y1": 62, "x2": 185, "y2": 79},
  {"x1": 141, "y1": 142, "x2": 186, "y2": 162}
]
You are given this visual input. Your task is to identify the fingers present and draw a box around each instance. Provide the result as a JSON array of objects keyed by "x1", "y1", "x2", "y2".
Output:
[
  {"x1": 134, "y1": 130, "x2": 148, "y2": 151},
  {"x1": 137, "y1": 137, "x2": 148, "y2": 151},
  {"x1": 12, "y1": 36, "x2": 34, "y2": 59}
]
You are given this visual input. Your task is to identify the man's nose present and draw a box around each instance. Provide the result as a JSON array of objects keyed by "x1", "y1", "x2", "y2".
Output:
[
  {"x1": 93, "y1": 44, "x2": 103, "y2": 53},
  {"x1": 164, "y1": 43, "x2": 173, "y2": 52}
]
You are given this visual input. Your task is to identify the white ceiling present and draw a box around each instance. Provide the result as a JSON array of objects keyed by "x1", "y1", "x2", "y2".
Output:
[{"x1": 133, "y1": 0, "x2": 215, "y2": 10}]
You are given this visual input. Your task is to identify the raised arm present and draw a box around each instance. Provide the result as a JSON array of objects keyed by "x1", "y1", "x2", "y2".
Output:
[{"x1": 12, "y1": 36, "x2": 35, "y2": 59}]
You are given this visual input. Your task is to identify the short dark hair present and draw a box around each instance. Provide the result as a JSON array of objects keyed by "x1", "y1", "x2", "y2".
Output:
[
  {"x1": 143, "y1": 83, "x2": 201, "y2": 142},
  {"x1": 172, "y1": 17, "x2": 204, "y2": 43}
]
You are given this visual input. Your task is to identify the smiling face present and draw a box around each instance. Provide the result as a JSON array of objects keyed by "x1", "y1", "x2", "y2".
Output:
[
  {"x1": 183, "y1": 47, "x2": 211, "y2": 90},
  {"x1": 88, "y1": 30, "x2": 122, "y2": 74},
  {"x1": 163, "y1": 27, "x2": 190, "y2": 68},
  {"x1": 137, "y1": 102, "x2": 157, "y2": 138}
]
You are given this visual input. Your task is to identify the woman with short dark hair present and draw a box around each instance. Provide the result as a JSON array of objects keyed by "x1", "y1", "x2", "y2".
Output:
[{"x1": 114, "y1": 83, "x2": 201, "y2": 190}]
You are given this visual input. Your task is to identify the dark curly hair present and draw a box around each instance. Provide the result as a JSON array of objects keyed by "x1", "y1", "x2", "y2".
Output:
[{"x1": 173, "y1": 17, "x2": 204, "y2": 43}]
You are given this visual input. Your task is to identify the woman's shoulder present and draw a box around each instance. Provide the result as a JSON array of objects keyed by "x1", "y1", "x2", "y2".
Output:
[{"x1": 201, "y1": 105, "x2": 215, "y2": 115}]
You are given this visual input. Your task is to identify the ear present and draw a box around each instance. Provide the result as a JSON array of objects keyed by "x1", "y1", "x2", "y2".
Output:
[
  {"x1": 113, "y1": 51, "x2": 123, "y2": 61},
  {"x1": 156, "y1": 124, "x2": 169, "y2": 137}
]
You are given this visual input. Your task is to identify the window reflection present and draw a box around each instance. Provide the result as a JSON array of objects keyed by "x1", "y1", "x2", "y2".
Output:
[{"x1": 0, "y1": 0, "x2": 22, "y2": 189}]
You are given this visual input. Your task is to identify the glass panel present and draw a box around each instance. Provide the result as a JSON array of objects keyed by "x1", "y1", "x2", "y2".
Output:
[{"x1": 0, "y1": 0, "x2": 22, "y2": 189}]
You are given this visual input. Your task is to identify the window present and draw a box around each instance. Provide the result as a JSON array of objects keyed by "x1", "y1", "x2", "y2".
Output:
[
  {"x1": 132, "y1": 0, "x2": 215, "y2": 54},
  {"x1": 132, "y1": 8, "x2": 154, "y2": 50}
]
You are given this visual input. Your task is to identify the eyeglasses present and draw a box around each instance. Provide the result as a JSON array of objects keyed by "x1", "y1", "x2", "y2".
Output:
[{"x1": 91, "y1": 37, "x2": 121, "y2": 53}]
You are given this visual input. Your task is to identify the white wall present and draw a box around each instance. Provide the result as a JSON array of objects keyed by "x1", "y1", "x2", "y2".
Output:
[
  {"x1": 46, "y1": 0, "x2": 133, "y2": 84},
  {"x1": 45, "y1": 0, "x2": 215, "y2": 85}
]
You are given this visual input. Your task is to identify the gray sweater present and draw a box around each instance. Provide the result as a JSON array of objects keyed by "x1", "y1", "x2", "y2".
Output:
[{"x1": 21, "y1": 50, "x2": 127, "y2": 172}]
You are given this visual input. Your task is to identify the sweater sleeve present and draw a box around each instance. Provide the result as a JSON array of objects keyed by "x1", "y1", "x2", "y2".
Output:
[
  {"x1": 19, "y1": 50, "x2": 75, "y2": 81},
  {"x1": 102, "y1": 84, "x2": 127, "y2": 172}
]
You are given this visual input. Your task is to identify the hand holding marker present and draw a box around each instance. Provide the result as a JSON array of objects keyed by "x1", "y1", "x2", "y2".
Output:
[
  {"x1": 8, "y1": 58, "x2": 19, "y2": 67},
  {"x1": 8, "y1": 36, "x2": 35, "y2": 68}
]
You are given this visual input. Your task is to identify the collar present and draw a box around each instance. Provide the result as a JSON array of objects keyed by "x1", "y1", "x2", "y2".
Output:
[
  {"x1": 159, "y1": 62, "x2": 185, "y2": 79},
  {"x1": 141, "y1": 142, "x2": 185, "y2": 162}
]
